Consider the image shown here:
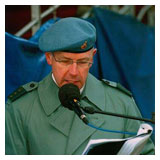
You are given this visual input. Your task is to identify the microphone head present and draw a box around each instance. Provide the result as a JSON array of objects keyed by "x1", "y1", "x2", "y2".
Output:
[{"x1": 58, "y1": 83, "x2": 80, "y2": 110}]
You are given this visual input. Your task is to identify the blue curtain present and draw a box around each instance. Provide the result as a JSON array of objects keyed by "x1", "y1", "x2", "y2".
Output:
[
  {"x1": 5, "y1": 33, "x2": 51, "y2": 100},
  {"x1": 91, "y1": 8, "x2": 155, "y2": 120},
  {"x1": 5, "y1": 7, "x2": 155, "y2": 139}
]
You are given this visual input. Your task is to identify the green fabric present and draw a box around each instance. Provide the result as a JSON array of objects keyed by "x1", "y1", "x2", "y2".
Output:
[{"x1": 5, "y1": 73, "x2": 155, "y2": 155}]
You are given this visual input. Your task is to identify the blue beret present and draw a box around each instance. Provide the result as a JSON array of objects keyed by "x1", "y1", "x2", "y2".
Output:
[{"x1": 38, "y1": 17, "x2": 96, "y2": 53}]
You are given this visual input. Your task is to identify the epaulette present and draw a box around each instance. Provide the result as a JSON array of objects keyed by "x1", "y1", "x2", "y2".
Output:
[
  {"x1": 7, "y1": 82, "x2": 38, "y2": 102},
  {"x1": 102, "y1": 79, "x2": 132, "y2": 97}
]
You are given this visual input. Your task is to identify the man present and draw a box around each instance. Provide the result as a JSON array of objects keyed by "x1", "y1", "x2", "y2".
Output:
[{"x1": 5, "y1": 17, "x2": 154, "y2": 155}]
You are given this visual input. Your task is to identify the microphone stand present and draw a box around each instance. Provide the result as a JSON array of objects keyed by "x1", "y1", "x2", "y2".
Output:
[{"x1": 81, "y1": 107, "x2": 155, "y2": 124}]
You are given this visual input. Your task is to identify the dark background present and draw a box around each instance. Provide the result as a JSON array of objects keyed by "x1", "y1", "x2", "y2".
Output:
[{"x1": 5, "y1": 5, "x2": 152, "y2": 39}]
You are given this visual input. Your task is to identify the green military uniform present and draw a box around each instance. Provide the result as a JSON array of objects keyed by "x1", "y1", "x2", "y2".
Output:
[{"x1": 5, "y1": 72, "x2": 154, "y2": 155}]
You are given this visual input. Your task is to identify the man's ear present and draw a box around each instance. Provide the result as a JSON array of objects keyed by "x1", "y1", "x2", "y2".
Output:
[
  {"x1": 89, "y1": 48, "x2": 97, "y2": 68},
  {"x1": 92, "y1": 48, "x2": 97, "y2": 56},
  {"x1": 45, "y1": 52, "x2": 53, "y2": 65}
]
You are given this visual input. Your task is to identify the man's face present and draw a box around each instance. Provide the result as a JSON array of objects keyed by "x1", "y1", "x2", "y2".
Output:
[{"x1": 45, "y1": 48, "x2": 96, "y2": 89}]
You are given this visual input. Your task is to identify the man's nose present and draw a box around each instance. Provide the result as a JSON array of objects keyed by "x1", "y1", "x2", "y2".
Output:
[{"x1": 68, "y1": 62, "x2": 79, "y2": 76}]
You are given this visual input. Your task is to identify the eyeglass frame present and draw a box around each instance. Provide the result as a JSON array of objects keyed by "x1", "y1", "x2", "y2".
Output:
[{"x1": 51, "y1": 53, "x2": 93, "y2": 68}]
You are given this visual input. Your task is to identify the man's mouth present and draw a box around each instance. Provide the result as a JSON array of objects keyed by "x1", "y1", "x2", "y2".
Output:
[
  {"x1": 62, "y1": 80, "x2": 82, "y2": 89},
  {"x1": 65, "y1": 80, "x2": 79, "y2": 84}
]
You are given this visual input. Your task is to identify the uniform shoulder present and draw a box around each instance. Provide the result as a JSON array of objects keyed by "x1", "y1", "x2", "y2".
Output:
[
  {"x1": 7, "y1": 81, "x2": 38, "y2": 103},
  {"x1": 101, "y1": 79, "x2": 132, "y2": 97}
]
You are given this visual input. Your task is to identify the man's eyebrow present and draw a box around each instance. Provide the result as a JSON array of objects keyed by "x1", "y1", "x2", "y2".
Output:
[
  {"x1": 77, "y1": 57, "x2": 90, "y2": 61},
  {"x1": 55, "y1": 56, "x2": 71, "y2": 60},
  {"x1": 57, "y1": 56, "x2": 90, "y2": 61}
]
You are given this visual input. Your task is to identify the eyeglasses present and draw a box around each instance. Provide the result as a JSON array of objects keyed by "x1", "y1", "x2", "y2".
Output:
[{"x1": 52, "y1": 54, "x2": 93, "y2": 68}]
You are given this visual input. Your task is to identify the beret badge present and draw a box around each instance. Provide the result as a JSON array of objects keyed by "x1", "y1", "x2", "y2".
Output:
[{"x1": 81, "y1": 41, "x2": 87, "y2": 50}]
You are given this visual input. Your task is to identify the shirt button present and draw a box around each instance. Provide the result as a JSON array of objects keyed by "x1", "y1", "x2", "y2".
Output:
[{"x1": 30, "y1": 83, "x2": 35, "y2": 88}]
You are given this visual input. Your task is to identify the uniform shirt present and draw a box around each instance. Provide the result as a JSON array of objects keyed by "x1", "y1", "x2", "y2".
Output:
[{"x1": 5, "y1": 72, "x2": 155, "y2": 155}]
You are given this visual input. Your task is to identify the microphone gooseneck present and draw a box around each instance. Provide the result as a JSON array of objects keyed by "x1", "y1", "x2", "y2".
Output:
[{"x1": 58, "y1": 83, "x2": 88, "y2": 124}]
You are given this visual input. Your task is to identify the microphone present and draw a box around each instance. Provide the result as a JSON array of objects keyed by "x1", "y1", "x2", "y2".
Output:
[{"x1": 58, "y1": 83, "x2": 88, "y2": 124}]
